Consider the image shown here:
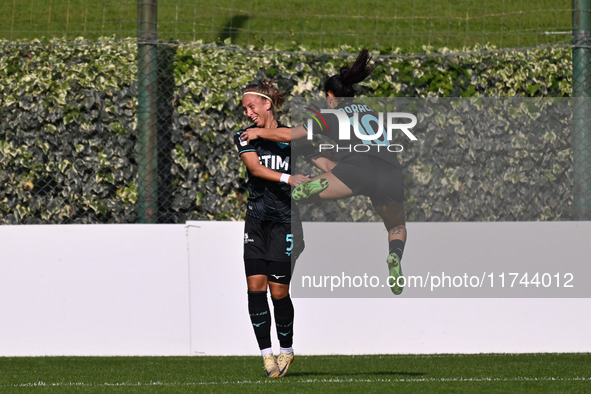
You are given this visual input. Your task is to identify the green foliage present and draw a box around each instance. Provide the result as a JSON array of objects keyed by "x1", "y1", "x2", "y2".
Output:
[
  {"x1": 0, "y1": 39, "x2": 574, "y2": 223},
  {"x1": 0, "y1": 38, "x2": 138, "y2": 223}
]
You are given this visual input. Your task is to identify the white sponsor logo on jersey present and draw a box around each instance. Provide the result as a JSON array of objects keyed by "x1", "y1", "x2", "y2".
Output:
[{"x1": 259, "y1": 155, "x2": 290, "y2": 171}]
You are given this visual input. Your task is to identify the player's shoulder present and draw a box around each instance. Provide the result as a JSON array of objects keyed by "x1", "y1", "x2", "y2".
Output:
[
  {"x1": 235, "y1": 126, "x2": 258, "y2": 151},
  {"x1": 236, "y1": 124, "x2": 257, "y2": 135},
  {"x1": 235, "y1": 125, "x2": 255, "y2": 141}
]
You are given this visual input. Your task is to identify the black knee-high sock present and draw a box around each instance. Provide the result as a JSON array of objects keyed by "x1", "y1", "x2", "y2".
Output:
[
  {"x1": 248, "y1": 290, "x2": 272, "y2": 350},
  {"x1": 272, "y1": 294, "x2": 294, "y2": 349},
  {"x1": 389, "y1": 239, "x2": 405, "y2": 260}
]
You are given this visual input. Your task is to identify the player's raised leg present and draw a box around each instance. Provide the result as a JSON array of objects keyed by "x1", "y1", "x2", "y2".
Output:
[
  {"x1": 375, "y1": 204, "x2": 407, "y2": 295},
  {"x1": 291, "y1": 178, "x2": 329, "y2": 201},
  {"x1": 292, "y1": 172, "x2": 353, "y2": 202}
]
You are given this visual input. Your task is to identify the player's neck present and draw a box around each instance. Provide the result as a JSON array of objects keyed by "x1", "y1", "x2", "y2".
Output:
[{"x1": 263, "y1": 117, "x2": 278, "y2": 129}]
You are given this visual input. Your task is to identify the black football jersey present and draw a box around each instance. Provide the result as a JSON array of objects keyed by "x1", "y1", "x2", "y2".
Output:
[{"x1": 234, "y1": 124, "x2": 294, "y2": 223}]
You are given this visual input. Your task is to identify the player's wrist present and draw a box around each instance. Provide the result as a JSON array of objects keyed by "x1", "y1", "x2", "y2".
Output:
[{"x1": 280, "y1": 173, "x2": 291, "y2": 185}]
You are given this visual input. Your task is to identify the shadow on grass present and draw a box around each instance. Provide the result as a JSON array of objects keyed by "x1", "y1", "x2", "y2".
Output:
[
  {"x1": 286, "y1": 371, "x2": 426, "y2": 378},
  {"x1": 218, "y1": 15, "x2": 250, "y2": 43}
]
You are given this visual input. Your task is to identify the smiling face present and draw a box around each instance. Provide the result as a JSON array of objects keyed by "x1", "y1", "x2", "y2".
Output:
[{"x1": 242, "y1": 93, "x2": 274, "y2": 128}]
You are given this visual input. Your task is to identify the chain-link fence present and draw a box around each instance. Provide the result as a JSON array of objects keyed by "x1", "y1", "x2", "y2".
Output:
[
  {"x1": 0, "y1": 1, "x2": 572, "y2": 52},
  {"x1": 0, "y1": 38, "x2": 577, "y2": 224},
  {"x1": 0, "y1": 1, "x2": 588, "y2": 224},
  {"x1": 573, "y1": 0, "x2": 591, "y2": 220}
]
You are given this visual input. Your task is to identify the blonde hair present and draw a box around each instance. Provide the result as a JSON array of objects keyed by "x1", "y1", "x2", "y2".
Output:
[{"x1": 243, "y1": 80, "x2": 286, "y2": 109}]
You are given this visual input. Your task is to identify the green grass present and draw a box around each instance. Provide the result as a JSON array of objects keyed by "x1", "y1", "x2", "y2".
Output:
[
  {"x1": 1, "y1": 354, "x2": 590, "y2": 393},
  {"x1": 0, "y1": 0, "x2": 572, "y2": 52}
]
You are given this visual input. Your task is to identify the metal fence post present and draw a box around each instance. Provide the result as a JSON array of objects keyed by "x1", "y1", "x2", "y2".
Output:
[
  {"x1": 137, "y1": 0, "x2": 159, "y2": 223},
  {"x1": 573, "y1": 0, "x2": 591, "y2": 220}
]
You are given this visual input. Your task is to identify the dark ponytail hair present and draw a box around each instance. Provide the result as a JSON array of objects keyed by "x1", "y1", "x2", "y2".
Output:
[{"x1": 324, "y1": 49, "x2": 375, "y2": 97}]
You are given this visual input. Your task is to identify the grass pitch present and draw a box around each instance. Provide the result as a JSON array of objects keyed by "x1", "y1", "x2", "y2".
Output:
[
  {"x1": 1, "y1": 353, "x2": 590, "y2": 393},
  {"x1": 0, "y1": 0, "x2": 571, "y2": 51}
]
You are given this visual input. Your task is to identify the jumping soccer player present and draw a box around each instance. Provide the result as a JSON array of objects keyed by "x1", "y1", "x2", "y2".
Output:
[
  {"x1": 235, "y1": 80, "x2": 309, "y2": 378},
  {"x1": 239, "y1": 50, "x2": 407, "y2": 295}
]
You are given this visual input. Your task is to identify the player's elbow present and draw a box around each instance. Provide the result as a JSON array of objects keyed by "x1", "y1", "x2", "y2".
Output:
[{"x1": 250, "y1": 165, "x2": 266, "y2": 178}]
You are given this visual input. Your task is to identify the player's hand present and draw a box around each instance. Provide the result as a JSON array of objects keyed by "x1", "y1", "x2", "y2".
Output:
[
  {"x1": 240, "y1": 129, "x2": 260, "y2": 144},
  {"x1": 290, "y1": 174, "x2": 311, "y2": 187}
]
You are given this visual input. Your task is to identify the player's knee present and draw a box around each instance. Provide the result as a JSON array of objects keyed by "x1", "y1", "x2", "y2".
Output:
[
  {"x1": 246, "y1": 274, "x2": 268, "y2": 292},
  {"x1": 375, "y1": 204, "x2": 406, "y2": 229},
  {"x1": 269, "y1": 283, "x2": 289, "y2": 299}
]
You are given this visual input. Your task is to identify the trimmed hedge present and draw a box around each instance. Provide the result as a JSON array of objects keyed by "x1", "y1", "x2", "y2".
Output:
[{"x1": 0, "y1": 39, "x2": 573, "y2": 223}]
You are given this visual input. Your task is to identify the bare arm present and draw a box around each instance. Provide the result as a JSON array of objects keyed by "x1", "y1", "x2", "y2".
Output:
[
  {"x1": 240, "y1": 125, "x2": 308, "y2": 144},
  {"x1": 240, "y1": 151, "x2": 309, "y2": 186}
]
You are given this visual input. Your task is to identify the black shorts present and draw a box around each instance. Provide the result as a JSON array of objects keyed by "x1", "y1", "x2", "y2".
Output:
[
  {"x1": 243, "y1": 215, "x2": 304, "y2": 284},
  {"x1": 331, "y1": 154, "x2": 404, "y2": 206}
]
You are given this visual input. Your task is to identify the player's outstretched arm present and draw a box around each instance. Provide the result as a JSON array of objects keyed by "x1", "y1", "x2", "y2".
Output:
[
  {"x1": 240, "y1": 126, "x2": 307, "y2": 144},
  {"x1": 290, "y1": 174, "x2": 311, "y2": 187},
  {"x1": 240, "y1": 151, "x2": 310, "y2": 185}
]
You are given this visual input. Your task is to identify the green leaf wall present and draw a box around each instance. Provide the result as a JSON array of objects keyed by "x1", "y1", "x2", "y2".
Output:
[{"x1": 0, "y1": 39, "x2": 573, "y2": 223}]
